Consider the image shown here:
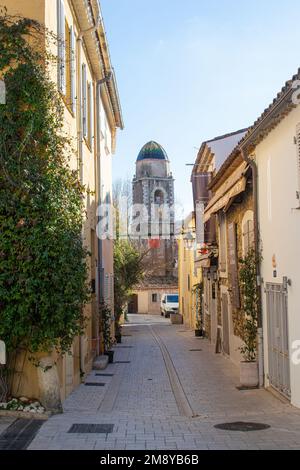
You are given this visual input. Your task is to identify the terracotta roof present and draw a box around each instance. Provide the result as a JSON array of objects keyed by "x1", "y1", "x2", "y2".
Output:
[{"x1": 134, "y1": 276, "x2": 178, "y2": 291}]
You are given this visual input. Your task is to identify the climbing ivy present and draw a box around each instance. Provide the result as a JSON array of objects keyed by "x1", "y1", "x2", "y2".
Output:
[
  {"x1": 0, "y1": 12, "x2": 90, "y2": 355},
  {"x1": 238, "y1": 248, "x2": 260, "y2": 362}
]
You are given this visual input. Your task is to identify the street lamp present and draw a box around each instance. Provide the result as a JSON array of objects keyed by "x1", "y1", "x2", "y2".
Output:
[{"x1": 184, "y1": 231, "x2": 196, "y2": 250}]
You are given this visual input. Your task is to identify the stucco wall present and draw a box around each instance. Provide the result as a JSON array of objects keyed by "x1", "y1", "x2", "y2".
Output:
[
  {"x1": 256, "y1": 105, "x2": 300, "y2": 408},
  {"x1": 3, "y1": 0, "x2": 116, "y2": 405}
]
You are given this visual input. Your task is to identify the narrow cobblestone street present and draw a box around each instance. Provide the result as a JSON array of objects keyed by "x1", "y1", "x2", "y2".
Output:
[{"x1": 25, "y1": 315, "x2": 300, "y2": 450}]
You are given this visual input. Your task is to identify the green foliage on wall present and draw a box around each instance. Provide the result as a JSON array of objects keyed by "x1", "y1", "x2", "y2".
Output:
[
  {"x1": 0, "y1": 12, "x2": 89, "y2": 355},
  {"x1": 238, "y1": 249, "x2": 260, "y2": 362}
]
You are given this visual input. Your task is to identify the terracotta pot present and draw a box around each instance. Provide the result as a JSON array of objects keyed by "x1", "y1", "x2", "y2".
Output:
[
  {"x1": 170, "y1": 313, "x2": 183, "y2": 324},
  {"x1": 240, "y1": 361, "x2": 259, "y2": 388}
]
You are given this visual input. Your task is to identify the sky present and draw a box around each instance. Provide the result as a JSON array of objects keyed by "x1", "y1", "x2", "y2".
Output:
[{"x1": 101, "y1": 0, "x2": 300, "y2": 218}]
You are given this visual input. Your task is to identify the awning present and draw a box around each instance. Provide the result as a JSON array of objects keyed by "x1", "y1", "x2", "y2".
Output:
[{"x1": 204, "y1": 163, "x2": 248, "y2": 222}]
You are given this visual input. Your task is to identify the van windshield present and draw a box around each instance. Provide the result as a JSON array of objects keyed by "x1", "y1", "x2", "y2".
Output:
[{"x1": 166, "y1": 295, "x2": 178, "y2": 303}]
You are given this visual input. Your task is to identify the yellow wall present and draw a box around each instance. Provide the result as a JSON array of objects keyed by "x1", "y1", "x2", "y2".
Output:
[
  {"x1": 4, "y1": 0, "x2": 118, "y2": 405},
  {"x1": 178, "y1": 214, "x2": 202, "y2": 330}
]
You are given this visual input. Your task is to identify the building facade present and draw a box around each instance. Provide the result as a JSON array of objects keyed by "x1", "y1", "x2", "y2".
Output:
[
  {"x1": 204, "y1": 151, "x2": 254, "y2": 366},
  {"x1": 191, "y1": 130, "x2": 247, "y2": 346},
  {"x1": 4, "y1": 0, "x2": 123, "y2": 406},
  {"x1": 178, "y1": 212, "x2": 202, "y2": 330},
  {"x1": 238, "y1": 71, "x2": 300, "y2": 407}
]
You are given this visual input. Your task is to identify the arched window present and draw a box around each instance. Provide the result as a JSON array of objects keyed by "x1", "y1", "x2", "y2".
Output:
[
  {"x1": 242, "y1": 210, "x2": 254, "y2": 256},
  {"x1": 154, "y1": 189, "x2": 164, "y2": 205}
]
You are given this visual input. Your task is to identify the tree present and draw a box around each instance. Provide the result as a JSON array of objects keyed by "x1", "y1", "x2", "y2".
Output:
[{"x1": 113, "y1": 240, "x2": 145, "y2": 331}]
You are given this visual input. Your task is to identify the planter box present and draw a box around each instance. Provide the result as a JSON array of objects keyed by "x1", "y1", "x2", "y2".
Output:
[
  {"x1": 0, "y1": 409, "x2": 50, "y2": 420},
  {"x1": 240, "y1": 361, "x2": 259, "y2": 388},
  {"x1": 170, "y1": 313, "x2": 183, "y2": 325}
]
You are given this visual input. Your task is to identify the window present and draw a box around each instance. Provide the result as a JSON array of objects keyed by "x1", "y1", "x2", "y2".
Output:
[
  {"x1": 57, "y1": 0, "x2": 66, "y2": 95},
  {"x1": 152, "y1": 293, "x2": 158, "y2": 303},
  {"x1": 218, "y1": 211, "x2": 227, "y2": 272},
  {"x1": 69, "y1": 25, "x2": 76, "y2": 113},
  {"x1": 166, "y1": 295, "x2": 178, "y2": 303},
  {"x1": 154, "y1": 189, "x2": 164, "y2": 205},
  {"x1": 82, "y1": 64, "x2": 87, "y2": 138},
  {"x1": 242, "y1": 211, "x2": 254, "y2": 256},
  {"x1": 57, "y1": 1, "x2": 76, "y2": 114},
  {"x1": 87, "y1": 83, "x2": 94, "y2": 148}
]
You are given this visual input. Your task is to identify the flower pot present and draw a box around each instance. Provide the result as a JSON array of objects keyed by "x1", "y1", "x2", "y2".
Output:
[
  {"x1": 115, "y1": 334, "x2": 122, "y2": 344},
  {"x1": 170, "y1": 313, "x2": 183, "y2": 324},
  {"x1": 240, "y1": 361, "x2": 259, "y2": 388},
  {"x1": 195, "y1": 329, "x2": 204, "y2": 337},
  {"x1": 104, "y1": 350, "x2": 114, "y2": 364}
]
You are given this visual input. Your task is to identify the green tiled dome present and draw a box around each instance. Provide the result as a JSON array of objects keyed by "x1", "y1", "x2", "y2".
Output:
[{"x1": 137, "y1": 141, "x2": 168, "y2": 161}]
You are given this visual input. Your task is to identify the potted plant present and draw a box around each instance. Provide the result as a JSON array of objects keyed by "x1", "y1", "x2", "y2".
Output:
[
  {"x1": 195, "y1": 319, "x2": 204, "y2": 337},
  {"x1": 238, "y1": 249, "x2": 260, "y2": 388},
  {"x1": 115, "y1": 322, "x2": 122, "y2": 344},
  {"x1": 100, "y1": 302, "x2": 114, "y2": 363},
  {"x1": 193, "y1": 282, "x2": 204, "y2": 337}
]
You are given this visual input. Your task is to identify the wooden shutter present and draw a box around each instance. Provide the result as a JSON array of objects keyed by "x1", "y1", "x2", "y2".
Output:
[
  {"x1": 89, "y1": 83, "x2": 94, "y2": 148},
  {"x1": 219, "y1": 212, "x2": 227, "y2": 272},
  {"x1": 82, "y1": 64, "x2": 87, "y2": 137},
  {"x1": 228, "y1": 222, "x2": 240, "y2": 309},
  {"x1": 70, "y1": 25, "x2": 76, "y2": 114},
  {"x1": 57, "y1": 0, "x2": 66, "y2": 95}
]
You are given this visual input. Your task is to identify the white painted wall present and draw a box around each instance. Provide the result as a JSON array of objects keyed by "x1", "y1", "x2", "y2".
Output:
[{"x1": 256, "y1": 105, "x2": 300, "y2": 408}]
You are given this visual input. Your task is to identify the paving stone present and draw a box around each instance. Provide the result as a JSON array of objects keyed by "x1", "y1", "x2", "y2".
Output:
[{"x1": 25, "y1": 314, "x2": 300, "y2": 450}]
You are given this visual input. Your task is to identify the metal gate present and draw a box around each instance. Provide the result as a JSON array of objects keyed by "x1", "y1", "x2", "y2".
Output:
[{"x1": 265, "y1": 282, "x2": 291, "y2": 399}]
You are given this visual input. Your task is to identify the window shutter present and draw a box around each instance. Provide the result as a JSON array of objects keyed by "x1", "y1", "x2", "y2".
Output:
[
  {"x1": 70, "y1": 25, "x2": 76, "y2": 114},
  {"x1": 296, "y1": 124, "x2": 300, "y2": 194},
  {"x1": 57, "y1": 0, "x2": 66, "y2": 95},
  {"x1": 82, "y1": 64, "x2": 87, "y2": 138},
  {"x1": 89, "y1": 83, "x2": 94, "y2": 148}
]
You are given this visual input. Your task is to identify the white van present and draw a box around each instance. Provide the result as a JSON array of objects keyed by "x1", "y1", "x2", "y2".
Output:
[{"x1": 160, "y1": 293, "x2": 179, "y2": 318}]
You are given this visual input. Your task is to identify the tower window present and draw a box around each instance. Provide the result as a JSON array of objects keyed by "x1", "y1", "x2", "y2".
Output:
[{"x1": 154, "y1": 189, "x2": 164, "y2": 205}]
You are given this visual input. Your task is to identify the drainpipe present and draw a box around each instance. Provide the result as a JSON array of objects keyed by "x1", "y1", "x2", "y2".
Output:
[
  {"x1": 240, "y1": 148, "x2": 264, "y2": 388},
  {"x1": 96, "y1": 75, "x2": 112, "y2": 353},
  {"x1": 77, "y1": 36, "x2": 85, "y2": 376}
]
